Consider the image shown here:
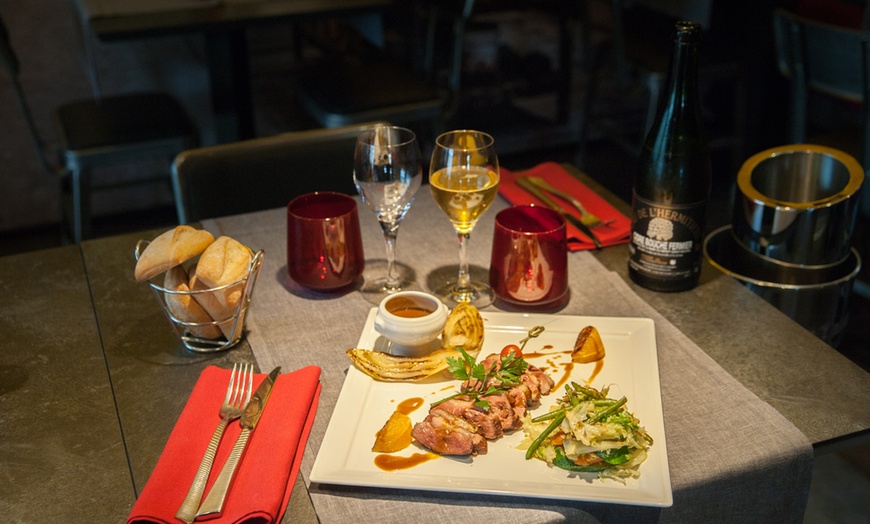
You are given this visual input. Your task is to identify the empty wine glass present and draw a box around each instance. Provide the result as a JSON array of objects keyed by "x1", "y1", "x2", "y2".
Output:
[
  {"x1": 429, "y1": 129, "x2": 500, "y2": 307},
  {"x1": 354, "y1": 126, "x2": 423, "y2": 303}
]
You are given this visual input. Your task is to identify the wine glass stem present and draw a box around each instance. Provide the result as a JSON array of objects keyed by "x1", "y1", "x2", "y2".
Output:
[
  {"x1": 381, "y1": 223, "x2": 401, "y2": 292},
  {"x1": 455, "y1": 231, "x2": 472, "y2": 296}
]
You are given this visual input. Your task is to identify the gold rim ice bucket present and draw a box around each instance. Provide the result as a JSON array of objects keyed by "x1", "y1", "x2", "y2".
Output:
[{"x1": 732, "y1": 144, "x2": 864, "y2": 268}]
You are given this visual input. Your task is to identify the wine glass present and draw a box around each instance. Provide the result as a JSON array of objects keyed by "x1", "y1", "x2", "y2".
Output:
[
  {"x1": 354, "y1": 126, "x2": 423, "y2": 303},
  {"x1": 429, "y1": 129, "x2": 500, "y2": 307}
]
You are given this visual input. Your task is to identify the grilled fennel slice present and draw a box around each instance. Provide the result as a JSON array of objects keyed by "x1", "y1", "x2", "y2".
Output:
[
  {"x1": 346, "y1": 348, "x2": 460, "y2": 381},
  {"x1": 441, "y1": 302, "x2": 484, "y2": 353},
  {"x1": 347, "y1": 303, "x2": 484, "y2": 382}
]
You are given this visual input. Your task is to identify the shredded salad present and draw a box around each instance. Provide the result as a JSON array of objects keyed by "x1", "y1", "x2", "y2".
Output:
[{"x1": 521, "y1": 382, "x2": 653, "y2": 481}]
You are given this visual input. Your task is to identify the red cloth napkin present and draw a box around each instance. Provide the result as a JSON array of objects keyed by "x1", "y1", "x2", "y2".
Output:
[
  {"x1": 128, "y1": 365, "x2": 321, "y2": 524},
  {"x1": 499, "y1": 162, "x2": 631, "y2": 251}
]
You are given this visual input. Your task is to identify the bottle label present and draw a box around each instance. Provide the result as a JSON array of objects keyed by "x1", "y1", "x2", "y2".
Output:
[{"x1": 629, "y1": 194, "x2": 705, "y2": 282}]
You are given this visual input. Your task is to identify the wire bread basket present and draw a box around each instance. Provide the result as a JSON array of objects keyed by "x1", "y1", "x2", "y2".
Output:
[{"x1": 135, "y1": 239, "x2": 265, "y2": 353}]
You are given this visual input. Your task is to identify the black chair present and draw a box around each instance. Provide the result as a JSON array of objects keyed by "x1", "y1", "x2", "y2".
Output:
[
  {"x1": 294, "y1": 0, "x2": 474, "y2": 141},
  {"x1": 0, "y1": 15, "x2": 199, "y2": 243},
  {"x1": 772, "y1": 7, "x2": 870, "y2": 298},
  {"x1": 773, "y1": 8, "x2": 870, "y2": 176},
  {"x1": 172, "y1": 123, "x2": 387, "y2": 223},
  {"x1": 576, "y1": 0, "x2": 746, "y2": 169}
]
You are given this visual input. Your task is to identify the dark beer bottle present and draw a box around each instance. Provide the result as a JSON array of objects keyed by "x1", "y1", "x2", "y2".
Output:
[{"x1": 628, "y1": 21, "x2": 711, "y2": 292}]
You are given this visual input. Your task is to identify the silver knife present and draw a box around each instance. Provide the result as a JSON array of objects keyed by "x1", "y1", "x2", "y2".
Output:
[
  {"x1": 195, "y1": 366, "x2": 281, "y2": 518},
  {"x1": 515, "y1": 177, "x2": 604, "y2": 249}
]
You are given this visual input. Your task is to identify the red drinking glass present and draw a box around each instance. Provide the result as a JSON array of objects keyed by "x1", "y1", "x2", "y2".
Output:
[
  {"x1": 287, "y1": 192, "x2": 364, "y2": 290},
  {"x1": 489, "y1": 205, "x2": 568, "y2": 307}
]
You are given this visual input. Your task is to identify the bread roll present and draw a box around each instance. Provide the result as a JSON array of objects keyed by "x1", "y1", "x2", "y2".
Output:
[
  {"x1": 163, "y1": 265, "x2": 222, "y2": 340},
  {"x1": 190, "y1": 264, "x2": 246, "y2": 341},
  {"x1": 195, "y1": 236, "x2": 252, "y2": 309},
  {"x1": 135, "y1": 226, "x2": 215, "y2": 282}
]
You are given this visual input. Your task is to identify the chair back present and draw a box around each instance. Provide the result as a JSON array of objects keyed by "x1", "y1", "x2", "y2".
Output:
[
  {"x1": 0, "y1": 14, "x2": 61, "y2": 174},
  {"x1": 773, "y1": 8, "x2": 870, "y2": 217},
  {"x1": 296, "y1": 0, "x2": 474, "y2": 131},
  {"x1": 423, "y1": 0, "x2": 476, "y2": 114},
  {"x1": 0, "y1": 14, "x2": 19, "y2": 76},
  {"x1": 773, "y1": 9, "x2": 870, "y2": 149},
  {"x1": 172, "y1": 123, "x2": 388, "y2": 223}
]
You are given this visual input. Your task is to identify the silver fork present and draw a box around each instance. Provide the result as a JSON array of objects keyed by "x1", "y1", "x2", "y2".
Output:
[
  {"x1": 524, "y1": 176, "x2": 618, "y2": 230},
  {"x1": 176, "y1": 363, "x2": 254, "y2": 523}
]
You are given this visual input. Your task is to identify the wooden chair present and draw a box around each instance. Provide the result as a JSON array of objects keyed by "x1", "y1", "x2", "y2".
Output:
[
  {"x1": 171, "y1": 123, "x2": 387, "y2": 223},
  {"x1": 772, "y1": 7, "x2": 870, "y2": 298},
  {"x1": 0, "y1": 15, "x2": 198, "y2": 243},
  {"x1": 294, "y1": 0, "x2": 474, "y2": 141}
]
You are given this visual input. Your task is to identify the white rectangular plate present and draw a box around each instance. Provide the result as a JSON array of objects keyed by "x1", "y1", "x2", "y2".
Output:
[{"x1": 310, "y1": 310, "x2": 672, "y2": 507}]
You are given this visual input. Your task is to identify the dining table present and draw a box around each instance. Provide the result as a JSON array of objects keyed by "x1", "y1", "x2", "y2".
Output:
[
  {"x1": 72, "y1": 0, "x2": 392, "y2": 142},
  {"x1": 3, "y1": 163, "x2": 869, "y2": 523}
]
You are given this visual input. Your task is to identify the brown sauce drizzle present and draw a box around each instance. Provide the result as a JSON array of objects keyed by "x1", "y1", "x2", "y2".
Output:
[
  {"x1": 522, "y1": 344, "x2": 556, "y2": 359},
  {"x1": 586, "y1": 359, "x2": 604, "y2": 384},
  {"x1": 396, "y1": 397, "x2": 424, "y2": 415},
  {"x1": 553, "y1": 362, "x2": 574, "y2": 391},
  {"x1": 523, "y1": 345, "x2": 605, "y2": 387},
  {"x1": 375, "y1": 452, "x2": 441, "y2": 471}
]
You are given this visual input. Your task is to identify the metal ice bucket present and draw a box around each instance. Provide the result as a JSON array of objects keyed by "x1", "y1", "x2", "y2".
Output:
[
  {"x1": 733, "y1": 144, "x2": 864, "y2": 268},
  {"x1": 705, "y1": 225, "x2": 861, "y2": 347}
]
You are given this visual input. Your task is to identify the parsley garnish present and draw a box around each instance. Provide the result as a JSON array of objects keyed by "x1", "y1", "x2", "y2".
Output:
[{"x1": 434, "y1": 326, "x2": 544, "y2": 411}]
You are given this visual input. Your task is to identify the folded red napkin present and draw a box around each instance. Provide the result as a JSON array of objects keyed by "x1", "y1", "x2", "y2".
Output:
[
  {"x1": 499, "y1": 162, "x2": 631, "y2": 251},
  {"x1": 128, "y1": 365, "x2": 321, "y2": 524}
]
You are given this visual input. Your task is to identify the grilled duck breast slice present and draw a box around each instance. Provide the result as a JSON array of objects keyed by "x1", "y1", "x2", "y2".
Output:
[{"x1": 411, "y1": 409, "x2": 488, "y2": 456}]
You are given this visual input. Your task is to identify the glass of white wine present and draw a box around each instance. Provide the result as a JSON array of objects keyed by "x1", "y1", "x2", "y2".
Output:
[{"x1": 429, "y1": 129, "x2": 500, "y2": 307}]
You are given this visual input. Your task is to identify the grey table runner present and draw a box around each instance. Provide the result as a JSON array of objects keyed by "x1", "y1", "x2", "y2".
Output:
[{"x1": 203, "y1": 195, "x2": 812, "y2": 523}]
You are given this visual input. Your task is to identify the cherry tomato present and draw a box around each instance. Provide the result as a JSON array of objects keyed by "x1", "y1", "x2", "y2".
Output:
[{"x1": 500, "y1": 344, "x2": 522, "y2": 358}]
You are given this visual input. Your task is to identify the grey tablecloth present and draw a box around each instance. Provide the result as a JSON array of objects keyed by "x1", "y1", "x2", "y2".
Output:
[{"x1": 203, "y1": 195, "x2": 812, "y2": 523}]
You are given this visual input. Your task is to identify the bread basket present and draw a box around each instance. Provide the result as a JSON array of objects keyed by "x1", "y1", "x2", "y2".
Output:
[{"x1": 135, "y1": 240, "x2": 264, "y2": 353}]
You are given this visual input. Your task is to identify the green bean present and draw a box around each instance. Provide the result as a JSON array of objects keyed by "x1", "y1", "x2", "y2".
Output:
[
  {"x1": 525, "y1": 411, "x2": 565, "y2": 459},
  {"x1": 531, "y1": 408, "x2": 564, "y2": 423},
  {"x1": 570, "y1": 382, "x2": 603, "y2": 400},
  {"x1": 587, "y1": 396, "x2": 627, "y2": 424}
]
